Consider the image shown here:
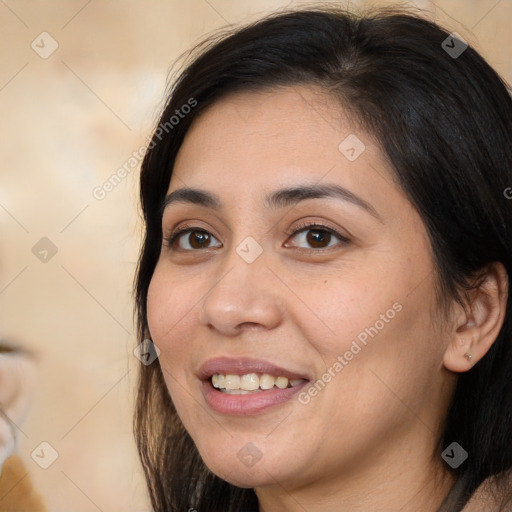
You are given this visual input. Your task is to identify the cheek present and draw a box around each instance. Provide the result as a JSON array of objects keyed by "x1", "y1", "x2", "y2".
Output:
[
  {"x1": 147, "y1": 264, "x2": 193, "y2": 341},
  {"x1": 324, "y1": 279, "x2": 442, "y2": 422},
  {"x1": 146, "y1": 265, "x2": 197, "y2": 375},
  {"x1": 290, "y1": 271, "x2": 398, "y2": 360},
  {"x1": 297, "y1": 257, "x2": 440, "y2": 406},
  {"x1": 146, "y1": 268, "x2": 169, "y2": 341},
  {"x1": 146, "y1": 266, "x2": 199, "y2": 413}
]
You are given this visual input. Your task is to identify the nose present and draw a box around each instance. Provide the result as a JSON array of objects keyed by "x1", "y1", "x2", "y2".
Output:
[{"x1": 198, "y1": 249, "x2": 283, "y2": 337}]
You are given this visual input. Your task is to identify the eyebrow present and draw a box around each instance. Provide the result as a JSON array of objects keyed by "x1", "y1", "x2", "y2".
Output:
[{"x1": 162, "y1": 183, "x2": 383, "y2": 223}]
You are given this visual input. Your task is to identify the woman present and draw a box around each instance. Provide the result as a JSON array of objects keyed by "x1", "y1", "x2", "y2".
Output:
[{"x1": 134, "y1": 6, "x2": 512, "y2": 511}]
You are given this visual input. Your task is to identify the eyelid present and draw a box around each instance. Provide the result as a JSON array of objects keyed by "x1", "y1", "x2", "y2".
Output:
[
  {"x1": 284, "y1": 221, "x2": 350, "y2": 245},
  {"x1": 167, "y1": 223, "x2": 204, "y2": 240},
  {"x1": 164, "y1": 223, "x2": 222, "y2": 250}
]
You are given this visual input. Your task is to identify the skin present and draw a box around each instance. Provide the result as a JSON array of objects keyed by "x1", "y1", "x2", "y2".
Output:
[{"x1": 146, "y1": 86, "x2": 508, "y2": 511}]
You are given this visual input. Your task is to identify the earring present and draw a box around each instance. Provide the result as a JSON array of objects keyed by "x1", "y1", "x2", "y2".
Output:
[{"x1": 464, "y1": 352, "x2": 472, "y2": 361}]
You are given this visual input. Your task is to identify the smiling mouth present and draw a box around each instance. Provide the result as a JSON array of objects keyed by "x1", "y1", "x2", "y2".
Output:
[
  {"x1": 199, "y1": 358, "x2": 311, "y2": 414},
  {"x1": 211, "y1": 373, "x2": 307, "y2": 394}
]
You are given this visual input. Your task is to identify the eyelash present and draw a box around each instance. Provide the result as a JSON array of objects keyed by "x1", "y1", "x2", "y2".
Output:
[{"x1": 164, "y1": 222, "x2": 349, "y2": 252}]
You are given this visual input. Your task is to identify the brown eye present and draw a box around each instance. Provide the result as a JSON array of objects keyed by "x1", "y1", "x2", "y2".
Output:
[
  {"x1": 168, "y1": 229, "x2": 222, "y2": 251},
  {"x1": 306, "y1": 229, "x2": 332, "y2": 248},
  {"x1": 285, "y1": 224, "x2": 349, "y2": 250},
  {"x1": 188, "y1": 231, "x2": 211, "y2": 249}
]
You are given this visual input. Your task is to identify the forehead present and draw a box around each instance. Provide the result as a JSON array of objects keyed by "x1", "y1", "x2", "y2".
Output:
[
  {"x1": 175, "y1": 86, "x2": 346, "y2": 169},
  {"x1": 170, "y1": 86, "x2": 407, "y2": 218}
]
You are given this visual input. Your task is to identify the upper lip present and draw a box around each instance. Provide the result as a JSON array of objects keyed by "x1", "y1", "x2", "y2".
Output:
[{"x1": 197, "y1": 357, "x2": 311, "y2": 382}]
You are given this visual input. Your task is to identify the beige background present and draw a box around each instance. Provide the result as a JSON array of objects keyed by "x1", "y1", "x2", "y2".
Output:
[{"x1": 0, "y1": 1, "x2": 510, "y2": 511}]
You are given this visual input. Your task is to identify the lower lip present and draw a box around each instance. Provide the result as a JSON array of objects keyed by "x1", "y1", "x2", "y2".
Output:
[{"x1": 201, "y1": 380, "x2": 308, "y2": 415}]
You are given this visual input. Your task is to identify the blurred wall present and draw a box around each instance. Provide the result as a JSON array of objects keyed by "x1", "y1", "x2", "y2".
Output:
[{"x1": 0, "y1": 1, "x2": 510, "y2": 510}]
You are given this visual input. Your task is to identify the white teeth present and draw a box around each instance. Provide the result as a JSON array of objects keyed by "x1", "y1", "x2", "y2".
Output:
[
  {"x1": 275, "y1": 376, "x2": 289, "y2": 389},
  {"x1": 212, "y1": 374, "x2": 225, "y2": 389},
  {"x1": 211, "y1": 373, "x2": 304, "y2": 392},
  {"x1": 240, "y1": 373, "x2": 259, "y2": 391},
  {"x1": 223, "y1": 389, "x2": 259, "y2": 395},
  {"x1": 224, "y1": 374, "x2": 240, "y2": 390},
  {"x1": 259, "y1": 373, "x2": 275, "y2": 390}
]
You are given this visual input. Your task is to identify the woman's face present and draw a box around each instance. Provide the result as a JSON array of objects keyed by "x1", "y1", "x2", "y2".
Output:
[{"x1": 147, "y1": 86, "x2": 454, "y2": 491}]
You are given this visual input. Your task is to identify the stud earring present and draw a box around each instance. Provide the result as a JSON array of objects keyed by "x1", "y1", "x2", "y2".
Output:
[{"x1": 464, "y1": 352, "x2": 472, "y2": 361}]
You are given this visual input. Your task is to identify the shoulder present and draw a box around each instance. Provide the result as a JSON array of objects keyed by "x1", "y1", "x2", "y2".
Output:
[{"x1": 462, "y1": 472, "x2": 512, "y2": 512}]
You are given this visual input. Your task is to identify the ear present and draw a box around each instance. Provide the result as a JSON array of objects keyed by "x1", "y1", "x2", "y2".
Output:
[{"x1": 443, "y1": 262, "x2": 509, "y2": 372}]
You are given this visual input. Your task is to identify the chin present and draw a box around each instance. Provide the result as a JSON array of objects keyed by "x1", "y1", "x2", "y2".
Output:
[
  {"x1": 210, "y1": 463, "x2": 280, "y2": 488},
  {"x1": 200, "y1": 450, "x2": 291, "y2": 488}
]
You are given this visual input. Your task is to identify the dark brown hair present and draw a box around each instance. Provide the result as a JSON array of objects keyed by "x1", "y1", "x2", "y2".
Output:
[{"x1": 134, "y1": 6, "x2": 512, "y2": 511}]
